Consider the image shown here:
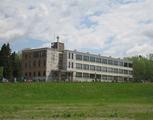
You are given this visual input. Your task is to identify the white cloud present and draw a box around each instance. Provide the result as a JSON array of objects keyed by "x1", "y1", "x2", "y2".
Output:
[{"x1": 0, "y1": 0, "x2": 153, "y2": 57}]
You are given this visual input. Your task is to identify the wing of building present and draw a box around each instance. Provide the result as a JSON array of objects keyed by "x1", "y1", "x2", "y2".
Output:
[{"x1": 22, "y1": 39, "x2": 133, "y2": 82}]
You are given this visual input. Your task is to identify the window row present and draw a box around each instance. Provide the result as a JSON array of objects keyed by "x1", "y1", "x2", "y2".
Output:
[
  {"x1": 24, "y1": 50, "x2": 46, "y2": 59},
  {"x1": 76, "y1": 63, "x2": 132, "y2": 75},
  {"x1": 24, "y1": 60, "x2": 46, "y2": 69},
  {"x1": 76, "y1": 72, "x2": 132, "y2": 81},
  {"x1": 75, "y1": 54, "x2": 132, "y2": 67},
  {"x1": 25, "y1": 71, "x2": 46, "y2": 77}
]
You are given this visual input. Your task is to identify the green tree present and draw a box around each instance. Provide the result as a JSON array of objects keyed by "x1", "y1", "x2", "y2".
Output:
[
  {"x1": 0, "y1": 67, "x2": 3, "y2": 81},
  {"x1": 128, "y1": 56, "x2": 153, "y2": 82}
]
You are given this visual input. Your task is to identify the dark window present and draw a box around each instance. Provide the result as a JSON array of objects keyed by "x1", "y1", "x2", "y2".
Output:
[
  {"x1": 69, "y1": 52, "x2": 71, "y2": 59},
  {"x1": 69, "y1": 62, "x2": 71, "y2": 68},
  {"x1": 76, "y1": 54, "x2": 82, "y2": 60},
  {"x1": 119, "y1": 62, "x2": 124, "y2": 66},
  {"x1": 102, "y1": 75, "x2": 107, "y2": 80},
  {"x1": 124, "y1": 70, "x2": 128, "y2": 74},
  {"x1": 83, "y1": 73, "x2": 89, "y2": 78},
  {"x1": 129, "y1": 70, "x2": 133, "y2": 75},
  {"x1": 114, "y1": 68, "x2": 118, "y2": 73},
  {"x1": 119, "y1": 69, "x2": 124, "y2": 74},
  {"x1": 38, "y1": 60, "x2": 41, "y2": 67},
  {"x1": 96, "y1": 66, "x2": 101, "y2": 71},
  {"x1": 108, "y1": 60, "x2": 113, "y2": 65},
  {"x1": 90, "y1": 65, "x2": 95, "y2": 71},
  {"x1": 102, "y1": 67, "x2": 107, "y2": 72},
  {"x1": 72, "y1": 53, "x2": 74, "y2": 59},
  {"x1": 33, "y1": 51, "x2": 40, "y2": 58},
  {"x1": 129, "y1": 63, "x2": 133, "y2": 68},
  {"x1": 25, "y1": 63, "x2": 27, "y2": 68},
  {"x1": 33, "y1": 61, "x2": 36, "y2": 67},
  {"x1": 25, "y1": 73, "x2": 27, "y2": 76},
  {"x1": 29, "y1": 62, "x2": 31, "y2": 68},
  {"x1": 90, "y1": 56, "x2": 95, "y2": 62},
  {"x1": 42, "y1": 50, "x2": 46, "y2": 57},
  {"x1": 43, "y1": 71, "x2": 46, "y2": 76},
  {"x1": 33, "y1": 72, "x2": 36, "y2": 77},
  {"x1": 83, "y1": 56, "x2": 89, "y2": 61},
  {"x1": 124, "y1": 63, "x2": 128, "y2": 67},
  {"x1": 76, "y1": 72, "x2": 82, "y2": 77},
  {"x1": 25, "y1": 54, "x2": 28, "y2": 59},
  {"x1": 76, "y1": 63, "x2": 82, "y2": 69},
  {"x1": 29, "y1": 72, "x2": 31, "y2": 77},
  {"x1": 83, "y1": 64, "x2": 89, "y2": 70},
  {"x1": 107, "y1": 68, "x2": 114, "y2": 73},
  {"x1": 38, "y1": 71, "x2": 41, "y2": 77},
  {"x1": 102, "y1": 59, "x2": 107, "y2": 64},
  {"x1": 114, "y1": 61, "x2": 118, "y2": 65},
  {"x1": 72, "y1": 62, "x2": 73, "y2": 68},
  {"x1": 43, "y1": 60, "x2": 46, "y2": 67},
  {"x1": 96, "y1": 58, "x2": 101, "y2": 63}
]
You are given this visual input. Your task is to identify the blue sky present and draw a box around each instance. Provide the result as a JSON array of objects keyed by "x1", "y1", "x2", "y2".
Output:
[{"x1": 0, "y1": 0, "x2": 153, "y2": 57}]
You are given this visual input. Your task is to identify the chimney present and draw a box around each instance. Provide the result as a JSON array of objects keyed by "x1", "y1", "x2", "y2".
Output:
[{"x1": 57, "y1": 36, "x2": 59, "y2": 42}]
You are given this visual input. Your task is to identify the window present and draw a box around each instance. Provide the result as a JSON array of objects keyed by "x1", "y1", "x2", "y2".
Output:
[
  {"x1": 25, "y1": 73, "x2": 27, "y2": 76},
  {"x1": 29, "y1": 62, "x2": 31, "y2": 68},
  {"x1": 124, "y1": 70, "x2": 128, "y2": 74},
  {"x1": 107, "y1": 68, "x2": 113, "y2": 73},
  {"x1": 102, "y1": 59, "x2": 107, "y2": 64},
  {"x1": 38, "y1": 60, "x2": 41, "y2": 67},
  {"x1": 29, "y1": 72, "x2": 31, "y2": 77},
  {"x1": 43, "y1": 60, "x2": 46, "y2": 67},
  {"x1": 102, "y1": 75, "x2": 107, "y2": 80},
  {"x1": 25, "y1": 63, "x2": 27, "y2": 68},
  {"x1": 76, "y1": 72, "x2": 82, "y2": 77},
  {"x1": 33, "y1": 51, "x2": 40, "y2": 58},
  {"x1": 72, "y1": 53, "x2": 74, "y2": 59},
  {"x1": 102, "y1": 67, "x2": 107, "y2": 72},
  {"x1": 72, "y1": 62, "x2": 73, "y2": 68},
  {"x1": 90, "y1": 56, "x2": 95, "y2": 62},
  {"x1": 76, "y1": 63, "x2": 82, "y2": 69},
  {"x1": 119, "y1": 62, "x2": 124, "y2": 66},
  {"x1": 83, "y1": 56, "x2": 89, "y2": 61},
  {"x1": 129, "y1": 63, "x2": 133, "y2": 68},
  {"x1": 33, "y1": 61, "x2": 36, "y2": 67},
  {"x1": 38, "y1": 71, "x2": 41, "y2": 77},
  {"x1": 108, "y1": 60, "x2": 113, "y2": 65},
  {"x1": 129, "y1": 71, "x2": 133, "y2": 75},
  {"x1": 76, "y1": 54, "x2": 82, "y2": 60},
  {"x1": 114, "y1": 68, "x2": 118, "y2": 73},
  {"x1": 83, "y1": 73, "x2": 89, "y2": 78},
  {"x1": 119, "y1": 69, "x2": 124, "y2": 74},
  {"x1": 42, "y1": 50, "x2": 46, "y2": 57},
  {"x1": 114, "y1": 61, "x2": 118, "y2": 66},
  {"x1": 96, "y1": 66, "x2": 101, "y2": 71},
  {"x1": 107, "y1": 76, "x2": 113, "y2": 80},
  {"x1": 25, "y1": 54, "x2": 28, "y2": 59},
  {"x1": 124, "y1": 62, "x2": 128, "y2": 67},
  {"x1": 96, "y1": 58, "x2": 101, "y2": 63},
  {"x1": 68, "y1": 62, "x2": 71, "y2": 68},
  {"x1": 43, "y1": 71, "x2": 46, "y2": 76},
  {"x1": 69, "y1": 52, "x2": 71, "y2": 59},
  {"x1": 33, "y1": 72, "x2": 36, "y2": 77},
  {"x1": 83, "y1": 64, "x2": 89, "y2": 70},
  {"x1": 90, "y1": 65, "x2": 95, "y2": 71}
]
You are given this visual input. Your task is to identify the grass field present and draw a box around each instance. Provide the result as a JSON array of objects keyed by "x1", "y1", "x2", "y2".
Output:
[{"x1": 0, "y1": 83, "x2": 153, "y2": 120}]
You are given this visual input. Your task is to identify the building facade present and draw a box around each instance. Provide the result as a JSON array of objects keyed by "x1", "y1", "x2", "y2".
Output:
[{"x1": 22, "y1": 40, "x2": 133, "y2": 82}]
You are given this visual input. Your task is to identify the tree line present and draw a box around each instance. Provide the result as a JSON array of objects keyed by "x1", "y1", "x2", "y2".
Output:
[
  {"x1": 0, "y1": 43, "x2": 22, "y2": 82},
  {"x1": 0, "y1": 43, "x2": 153, "y2": 82},
  {"x1": 128, "y1": 56, "x2": 153, "y2": 82}
]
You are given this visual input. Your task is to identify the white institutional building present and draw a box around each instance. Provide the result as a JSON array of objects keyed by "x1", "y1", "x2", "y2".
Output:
[{"x1": 22, "y1": 37, "x2": 133, "y2": 82}]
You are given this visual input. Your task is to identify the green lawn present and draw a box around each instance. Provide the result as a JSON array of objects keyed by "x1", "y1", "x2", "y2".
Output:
[{"x1": 0, "y1": 83, "x2": 153, "y2": 120}]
